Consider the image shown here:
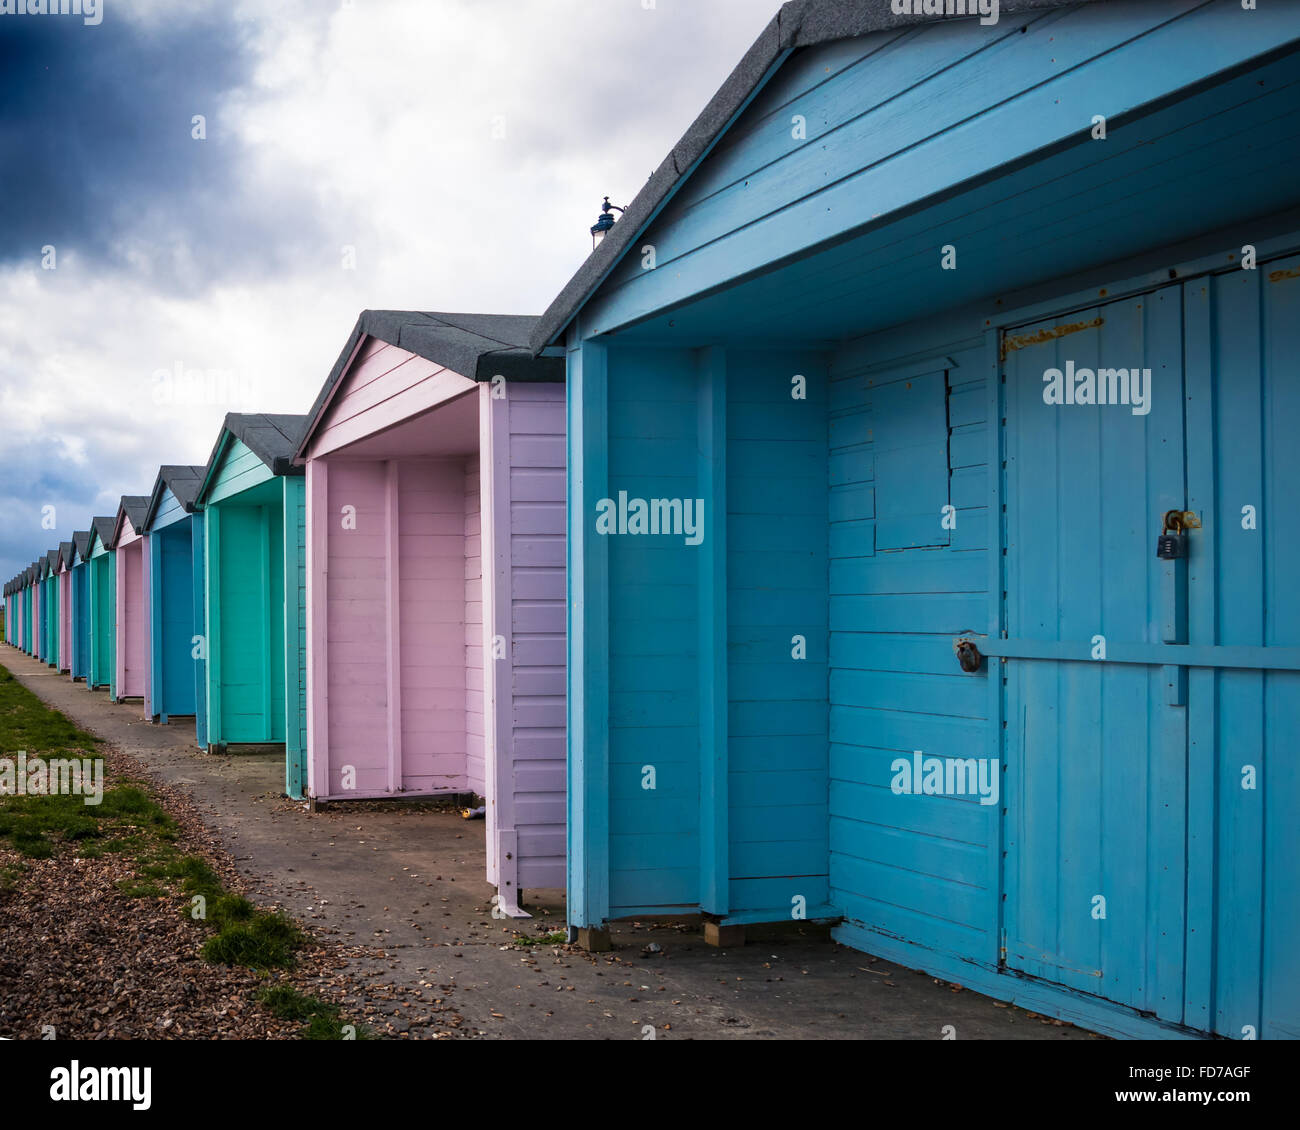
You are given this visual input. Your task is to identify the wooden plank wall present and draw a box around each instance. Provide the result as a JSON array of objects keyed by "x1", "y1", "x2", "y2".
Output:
[
  {"x1": 828, "y1": 328, "x2": 995, "y2": 959},
  {"x1": 507, "y1": 382, "x2": 567, "y2": 889}
]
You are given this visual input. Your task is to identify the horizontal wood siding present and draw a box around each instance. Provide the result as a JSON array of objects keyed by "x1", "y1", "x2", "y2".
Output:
[
  {"x1": 307, "y1": 338, "x2": 477, "y2": 459},
  {"x1": 828, "y1": 331, "x2": 995, "y2": 960},
  {"x1": 726, "y1": 350, "x2": 829, "y2": 916},
  {"x1": 151, "y1": 486, "x2": 188, "y2": 531},
  {"x1": 508, "y1": 382, "x2": 567, "y2": 889},
  {"x1": 205, "y1": 439, "x2": 274, "y2": 506}
]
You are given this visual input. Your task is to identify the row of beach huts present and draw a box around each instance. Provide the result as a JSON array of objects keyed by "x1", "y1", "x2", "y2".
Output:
[
  {"x1": 5, "y1": 0, "x2": 1300, "y2": 1040},
  {"x1": 4, "y1": 316, "x2": 566, "y2": 911}
]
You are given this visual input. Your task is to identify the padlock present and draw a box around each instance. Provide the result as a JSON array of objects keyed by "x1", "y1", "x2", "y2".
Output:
[
  {"x1": 1156, "y1": 509, "x2": 1190, "y2": 560},
  {"x1": 1156, "y1": 531, "x2": 1186, "y2": 559}
]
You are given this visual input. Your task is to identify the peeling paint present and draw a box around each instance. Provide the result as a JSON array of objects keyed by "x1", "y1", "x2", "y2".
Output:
[{"x1": 1000, "y1": 317, "x2": 1104, "y2": 360}]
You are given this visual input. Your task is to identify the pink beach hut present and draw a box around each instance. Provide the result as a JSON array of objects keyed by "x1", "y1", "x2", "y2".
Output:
[
  {"x1": 295, "y1": 311, "x2": 567, "y2": 916},
  {"x1": 111, "y1": 495, "x2": 152, "y2": 711},
  {"x1": 56, "y1": 540, "x2": 74, "y2": 674}
]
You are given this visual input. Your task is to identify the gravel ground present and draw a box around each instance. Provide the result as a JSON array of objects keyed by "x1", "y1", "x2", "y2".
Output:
[{"x1": 0, "y1": 742, "x2": 463, "y2": 1040}]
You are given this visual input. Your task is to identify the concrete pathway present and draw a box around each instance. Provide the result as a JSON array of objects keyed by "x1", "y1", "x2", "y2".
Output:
[{"x1": 1, "y1": 648, "x2": 1096, "y2": 1040}]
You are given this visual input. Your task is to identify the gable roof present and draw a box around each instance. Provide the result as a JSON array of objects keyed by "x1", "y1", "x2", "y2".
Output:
[
  {"x1": 143, "y1": 464, "x2": 207, "y2": 530},
  {"x1": 72, "y1": 531, "x2": 91, "y2": 560},
  {"x1": 528, "y1": 0, "x2": 1100, "y2": 352},
  {"x1": 89, "y1": 516, "x2": 116, "y2": 552},
  {"x1": 112, "y1": 496, "x2": 152, "y2": 546},
  {"x1": 195, "y1": 413, "x2": 308, "y2": 508},
  {"x1": 46, "y1": 549, "x2": 60, "y2": 573},
  {"x1": 58, "y1": 540, "x2": 74, "y2": 570},
  {"x1": 86, "y1": 514, "x2": 116, "y2": 553},
  {"x1": 295, "y1": 310, "x2": 564, "y2": 461}
]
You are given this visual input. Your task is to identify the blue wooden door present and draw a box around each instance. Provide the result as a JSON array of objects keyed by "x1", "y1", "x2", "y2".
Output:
[
  {"x1": 1183, "y1": 255, "x2": 1300, "y2": 1040},
  {"x1": 1000, "y1": 260, "x2": 1300, "y2": 1036},
  {"x1": 1001, "y1": 285, "x2": 1188, "y2": 1022}
]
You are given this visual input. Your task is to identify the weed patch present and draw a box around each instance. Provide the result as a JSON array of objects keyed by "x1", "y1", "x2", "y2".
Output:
[
  {"x1": 514, "y1": 929, "x2": 567, "y2": 946},
  {"x1": 258, "y1": 983, "x2": 372, "y2": 1040}
]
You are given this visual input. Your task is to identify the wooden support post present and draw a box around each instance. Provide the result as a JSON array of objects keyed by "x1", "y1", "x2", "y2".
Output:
[
  {"x1": 703, "y1": 920, "x2": 745, "y2": 948},
  {"x1": 576, "y1": 926, "x2": 611, "y2": 953}
]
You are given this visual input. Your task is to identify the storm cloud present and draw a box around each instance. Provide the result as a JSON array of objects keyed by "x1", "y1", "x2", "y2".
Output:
[{"x1": 0, "y1": 0, "x2": 777, "y2": 582}]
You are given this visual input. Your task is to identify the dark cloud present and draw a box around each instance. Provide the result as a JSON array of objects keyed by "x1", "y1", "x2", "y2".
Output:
[
  {"x1": 0, "y1": 6, "x2": 336, "y2": 289},
  {"x1": 0, "y1": 427, "x2": 130, "y2": 581}
]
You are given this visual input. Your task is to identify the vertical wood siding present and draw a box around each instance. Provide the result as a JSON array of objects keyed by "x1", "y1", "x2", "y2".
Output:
[
  {"x1": 605, "y1": 349, "x2": 701, "y2": 912},
  {"x1": 465, "y1": 455, "x2": 485, "y2": 795},
  {"x1": 213, "y1": 502, "x2": 287, "y2": 742},
  {"x1": 397, "y1": 459, "x2": 470, "y2": 792},
  {"x1": 71, "y1": 564, "x2": 89, "y2": 681},
  {"x1": 324, "y1": 458, "x2": 389, "y2": 790},
  {"x1": 58, "y1": 569, "x2": 71, "y2": 672},
  {"x1": 156, "y1": 523, "x2": 197, "y2": 717},
  {"x1": 285, "y1": 474, "x2": 308, "y2": 793},
  {"x1": 116, "y1": 535, "x2": 147, "y2": 700},
  {"x1": 89, "y1": 550, "x2": 115, "y2": 690}
]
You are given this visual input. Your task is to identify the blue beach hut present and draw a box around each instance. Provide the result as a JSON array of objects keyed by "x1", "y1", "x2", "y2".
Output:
[
  {"x1": 536, "y1": 0, "x2": 1300, "y2": 1039},
  {"x1": 142, "y1": 465, "x2": 208, "y2": 739}
]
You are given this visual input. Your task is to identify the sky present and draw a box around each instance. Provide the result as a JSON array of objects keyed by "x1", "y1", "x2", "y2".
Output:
[{"x1": 0, "y1": 0, "x2": 778, "y2": 582}]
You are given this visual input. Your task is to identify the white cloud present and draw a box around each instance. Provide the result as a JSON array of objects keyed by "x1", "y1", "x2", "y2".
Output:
[{"x1": 0, "y1": 0, "x2": 777, "y2": 577}]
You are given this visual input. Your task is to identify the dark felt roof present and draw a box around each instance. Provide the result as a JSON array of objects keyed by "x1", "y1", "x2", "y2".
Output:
[
  {"x1": 195, "y1": 415, "x2": 308, "y2": 507},
  {"x1": 296, "y1": 310, "x2": 563, "y2": 461},
  {"x1": 58, "y1": 541, "x2": 74, "y2": 570},
  {"x1": 72, "y1": 531, "x2": 91, "y2": 560},
  {"x1": 90, "y1": 516, "x2": 116, "y2": 551},
  {"x1": 143, "y1": 464, "x2": 208, "y2": 530},
  {"x1": 46, "y1": 549, "x2": 60, "y2": 572},
  {"x1": 529, "y1": 0, "x2": 1099, "y2": 352},
  {"x1": 113, "y1": 496, "x2": 152, "y2": 546}
]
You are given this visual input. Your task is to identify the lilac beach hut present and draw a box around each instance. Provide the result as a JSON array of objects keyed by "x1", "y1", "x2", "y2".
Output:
[{"x1": 295, "y1": 311, "x2": 566, "y2": 916}]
